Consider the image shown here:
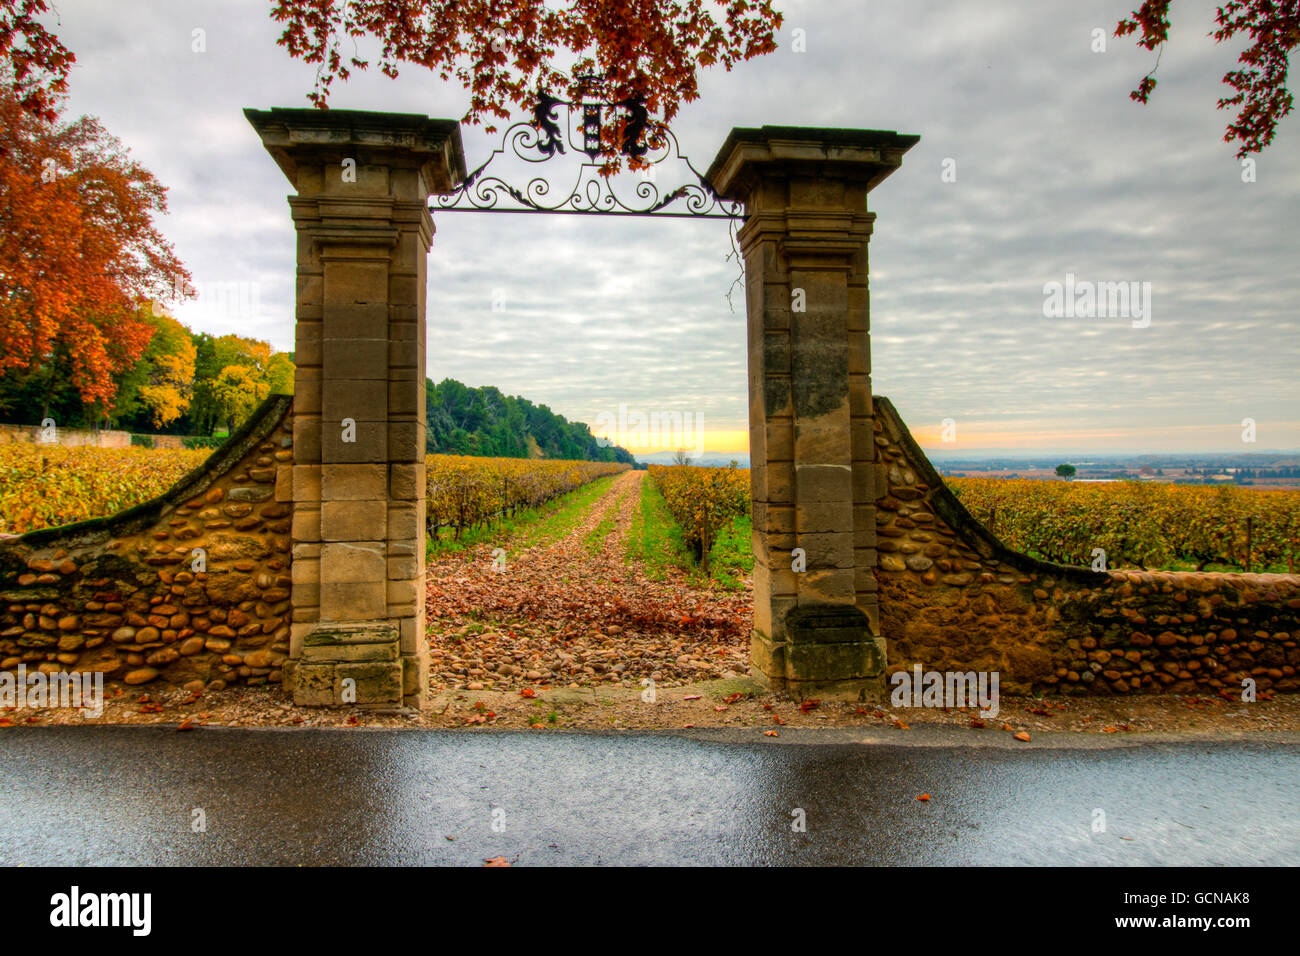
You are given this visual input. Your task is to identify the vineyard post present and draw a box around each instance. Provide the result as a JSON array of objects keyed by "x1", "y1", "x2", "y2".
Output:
[
  {"x1": 246, "y1": 108, "x2": 466, "y2": 709},
  {"x1": 1246, "y1": 515, "x2": 1253, "y2": 572},
  {"x1": 708, "y1": 126, "x2": 918, "y2": 698}
]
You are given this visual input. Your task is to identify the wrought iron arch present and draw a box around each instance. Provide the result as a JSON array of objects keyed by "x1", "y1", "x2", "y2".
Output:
[{"x1": 433, "y1": 88, "x2": 743, "y2": 220}]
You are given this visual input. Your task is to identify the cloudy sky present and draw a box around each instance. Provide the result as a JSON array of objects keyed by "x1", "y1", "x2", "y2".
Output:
[{"x1": 52, "y1": 0, "x2": 1299, "y2": 455}]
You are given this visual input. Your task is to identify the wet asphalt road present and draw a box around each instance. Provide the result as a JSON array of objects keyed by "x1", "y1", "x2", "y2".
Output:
[{"x1": 1, "y1": 727, "x2": 1296, "y2": 866}]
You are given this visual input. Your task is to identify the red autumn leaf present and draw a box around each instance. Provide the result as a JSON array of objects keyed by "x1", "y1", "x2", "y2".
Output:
[
  {"x1": 799, "y1": 699, "x2": 820, "y2": 714},
  {"x1": 970, "y1": 718, "x2": 986, "y2": 729},
  {"x1": 764, "y1": 730, "x2": 778, "y2": 737},
  {"x1": 483, "y1": 857, "x2": 511, "y2": 867},
  {"x1": 916, "y1": 794, "x2": 931, "y2": 802},
  {"x1": 893, "y1": 719, "x2": 910, "y2": 730},
  {"x1": 1013, "y1": 731, "x2": 1031, "y2": 742},
  {"x1": 519, "y1": 688, "x2": 535, "y2": 698},
  {"x1": 723, "y1": 693, "x2": 744, "y2": 704},
  {"x1": 177, "y1": 718, "x2": 196, "y2": 732}
]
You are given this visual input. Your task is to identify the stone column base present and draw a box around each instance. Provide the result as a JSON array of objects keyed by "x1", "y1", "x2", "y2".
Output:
[
  {"x1": 282, "y1": 623, "x2": 408, "y2": 707},
  {"x1": 751, "y1": 604, "x2": 887, "y2": 701}
]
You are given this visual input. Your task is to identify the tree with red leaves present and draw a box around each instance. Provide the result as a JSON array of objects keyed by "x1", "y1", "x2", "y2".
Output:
[
  {"x1": 269, "y1": 0, "x2": 783, "y2": 167},
  {"x1": 0, "y1": 89, "x2": 190, "y2": 414},
  {"x1": 1118, "y1": 1, "x2": 1298, "y2": 157},
  {"x1": 0, "y1": 0, "x2": 74, "y2": 122}
]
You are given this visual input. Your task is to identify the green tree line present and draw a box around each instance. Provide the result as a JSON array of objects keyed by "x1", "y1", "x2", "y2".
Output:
[{"x1": 426, "y1": 378, "x2": 633, "y2": 463}]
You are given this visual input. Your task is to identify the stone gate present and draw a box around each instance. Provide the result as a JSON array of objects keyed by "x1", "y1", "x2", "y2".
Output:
[
  {"x1": 2, "y1": 107, "x2": 1293, "y2": 706},
  {"x1": 244, "y1": 106, "x2": 919, "y2": 706}
]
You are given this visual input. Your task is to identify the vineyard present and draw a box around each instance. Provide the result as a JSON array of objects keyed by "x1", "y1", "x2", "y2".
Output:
[
  {"x1": 648, "y1": 465, "x2": 751, "y2": 569},
  {"x1": 6, "y1": 441, "x2": 1296, "y2": 575},
  {"x1": 949, "y1": 478, "x2": 1300, "y2": 572},
  {"x1": 0, "y1": 445, "x2": 208, "y2": 535},
  {"x1": 426, "y1": 455, "x2": 629, "y2": 539},
  {"x1": 0, "y1": 445, "x2": 627, "y2": 539},
  {"x1": 644, "y1": 464, "x2": 1300, "y2": 574}
]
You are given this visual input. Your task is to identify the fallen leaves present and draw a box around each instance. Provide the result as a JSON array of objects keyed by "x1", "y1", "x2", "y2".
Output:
[
  {"x1": 424, "y1": 472, "x2": 752, "y2": 694},
  {"x1": 893, "y1": 719, "x2": 909, "y2": 730},
  {"x1": 916, "y1": 793, "x2": 931, "y2": 802},
  {"x1": 177, "y1": 718, "x2": 196, "y2": 732},
  {"x1": 763, "y1": 729, "x2": 779, "y2": 737},
  {"x1": 799, "y1": 699, "x2": 820, "y2": 714},
  {"x1": 483, "y1": 857, "x2": 511, "y2": 867},
  {"x1": 1012, "y1": 731, "x2": 1031, "y2": 742}
]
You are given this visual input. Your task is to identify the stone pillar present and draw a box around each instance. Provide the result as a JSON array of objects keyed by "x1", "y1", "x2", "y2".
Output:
[
  {"x1": 245, "y1": 108, "x2": 465, "y2": 708},
  {"x1": 707, "y1": 126, "x2": 918, "y2": 698}
]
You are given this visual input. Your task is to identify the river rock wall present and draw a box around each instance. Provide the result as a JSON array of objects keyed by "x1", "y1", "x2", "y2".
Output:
[
  {"x1": 872, "y1": 397, "x2": 1300, "y2": 695},
  {"x1": 0, "y1": 396, "x2": 295, "y2": 692}
]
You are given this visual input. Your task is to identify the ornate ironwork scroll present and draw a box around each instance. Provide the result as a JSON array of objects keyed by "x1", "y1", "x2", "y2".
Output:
[{"x1": 434, "y1": 88, "x2": 742, "y2": 219}]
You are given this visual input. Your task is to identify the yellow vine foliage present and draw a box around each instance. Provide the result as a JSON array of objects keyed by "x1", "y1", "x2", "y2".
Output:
[
  {"x1": 0, "y1": 446, "x2": 630, "y2": 539},
  {"x1": 0, "y1": 445, "x2": 207, "y2": 534},
  {"x1": 427, "y1": 455, "x2": 629, "y2": 538},
  {"x1": 648, "y1": 465, "x2": 751, "y2": 567},
  {"x1": 949, "y1": 478, "x2": 1300, "y2": 572}
]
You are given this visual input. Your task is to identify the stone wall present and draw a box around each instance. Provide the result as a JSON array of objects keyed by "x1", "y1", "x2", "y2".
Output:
[
  {"x1": 873, "y1": 397, "x2": 1300, "y2": 695},
  {"x1": 0, "y1": 396, "x2": 295, "y2": 692},
  {"x1": 0, "y1": 424, "x2": 132, "y2": 448}
]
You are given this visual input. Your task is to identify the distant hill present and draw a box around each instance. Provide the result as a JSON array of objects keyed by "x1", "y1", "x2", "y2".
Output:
[
  {"x1": 425, "y1": 378, "x2": 634, "y2": 463},
  {"x1": 636, "y1": 450, "x2": 750, "y2": 468}
]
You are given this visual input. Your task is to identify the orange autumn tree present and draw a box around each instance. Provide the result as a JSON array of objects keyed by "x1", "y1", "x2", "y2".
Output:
[
  {"x1": 0, "y1": 88, "x2": 189, "y2": 415},
  {"x1": 270, "y1": 0, "x2": 783, "y2": 169}
]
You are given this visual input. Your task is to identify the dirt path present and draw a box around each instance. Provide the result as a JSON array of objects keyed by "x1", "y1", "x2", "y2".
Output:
[{"x1": 424, "y1": 470, "x2": 753, "y2": 692}]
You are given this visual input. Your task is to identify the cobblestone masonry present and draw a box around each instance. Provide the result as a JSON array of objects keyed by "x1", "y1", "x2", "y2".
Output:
[
  {"x1": 0, "y1": 396, "x2": 295, "y2": 692},
  {"x1": 0, "y1": 392, "x2": 1295, "y2": 699},
  {"x1": 873, "y1": 397, "x2": 1300, "y2": 695}
]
